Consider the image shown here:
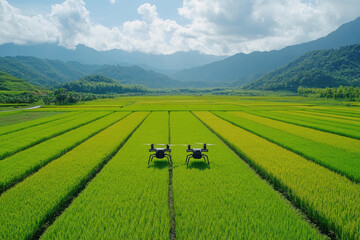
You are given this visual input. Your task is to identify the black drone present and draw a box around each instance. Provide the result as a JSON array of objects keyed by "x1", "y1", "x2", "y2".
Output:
[
  {"x1": 147, "y1": 144, "x2": 172, "y2": 165},
  {"x1": 185, "y1": 143, "x2": 213, "y2": 166}
]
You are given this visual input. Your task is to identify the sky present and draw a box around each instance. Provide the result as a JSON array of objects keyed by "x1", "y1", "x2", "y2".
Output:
[{"x1": 1, "y1": 0, "x2": 360, "y2": 56}]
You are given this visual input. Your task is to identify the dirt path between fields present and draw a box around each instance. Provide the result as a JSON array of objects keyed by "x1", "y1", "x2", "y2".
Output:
[{"x1": 0, "y1": 105, "x2": 41, "y2": 112}]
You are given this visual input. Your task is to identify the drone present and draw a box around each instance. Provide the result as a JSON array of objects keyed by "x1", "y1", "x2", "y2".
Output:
[
  {"x1": 185, "y1": 143, "x2": 214, "y2": 166},
  {"x1": 147, "y1": 144, "x2": 172, "y2": 165}
]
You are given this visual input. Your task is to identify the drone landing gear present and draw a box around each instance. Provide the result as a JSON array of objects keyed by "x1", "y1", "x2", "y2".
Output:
[
  {"x1": 148, "y1": 154, "x2": 172, "y2": 165},
  {"x1": 185, "y1": 154, "x2": 209, "y2": 166}
]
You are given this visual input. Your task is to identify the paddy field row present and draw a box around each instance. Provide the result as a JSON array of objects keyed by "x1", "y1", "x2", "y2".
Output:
[{"x1": 0, "y1": 103, "x2": 359, "y2": 239}]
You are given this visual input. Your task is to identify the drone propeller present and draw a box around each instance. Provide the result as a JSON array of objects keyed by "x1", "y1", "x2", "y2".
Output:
[
  {"x1": 195, "y1": 143, "x2": 216, "y2": 146},
  {"x1": 144, "y1": 143, "x2": 170, "y2": 146}
]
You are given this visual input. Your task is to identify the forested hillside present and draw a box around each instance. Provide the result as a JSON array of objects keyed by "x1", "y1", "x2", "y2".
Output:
[
  {"x1": 61, "y1": 75, "x2": 146, "y2": 94},
  {"x1": 244, "y1": 44, "x2": 360, "y2": 91},
  {"x1": 0, "y1": 57, "x2": 178, "y2": 88},
  {"x1": 0, "y1": 71, "x2": 38, "y2": 91},
  {"x1": 173, "y1": 17, "x2": 360, "y2": 86}
]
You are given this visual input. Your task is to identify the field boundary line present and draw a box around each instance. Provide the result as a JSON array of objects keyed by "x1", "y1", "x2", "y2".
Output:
[
  {"x1": 0, "y1": 112, "x2": 80, "y2": 137},
  {"x1": 248, "y1": 110, "x2": 360, "y2": 140},
  {"x1": 32, "y1": 111, "x2": 149, "y2": 240},
  {"x1": 168, "y1": 111, "x2": 176, "y2": 240},
  {"x1": 191, "y1": 111, "x2": 334, "y2": 239},
  {"x1": 212, "y1": 111, "x2": 359, "y2": 183},
  {"x1": 0, "y1": 112, "x2": 108, "y2": 161},
  {"x1": 0, "y1": 112, "x2": 131, "y2": 196}
]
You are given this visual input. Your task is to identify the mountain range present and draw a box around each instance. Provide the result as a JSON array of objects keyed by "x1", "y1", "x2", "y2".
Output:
[
  {"x1": 172, "y1": 17, "x2": 360, "y2": 86},
  {"x1": 0, "y1": 44, "x2": 225, "y2": 72},
  {"x1": 0, "y1": 56, "x2": 180, "y2": 88},
  {"x1": 0, "y1": 17, "x2": 360, "y2": 90},
  {"x1": 244, "y1": 44, "x2": 360, "y2": 91}
]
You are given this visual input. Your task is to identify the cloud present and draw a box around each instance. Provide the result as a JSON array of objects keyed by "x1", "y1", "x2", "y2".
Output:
[
  {"x1": 0, "y1": 0, "x2": 57, "y2": 45},
  {"x1": 109, "y1": 0, "x2": 116, "y2": 4},
  {"x1": 0, "y1": 0, "x2": 360, "y2": 55}
]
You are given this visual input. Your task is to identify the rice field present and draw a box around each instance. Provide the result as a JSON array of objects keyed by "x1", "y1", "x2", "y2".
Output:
[{"x1": 0, "y1": 96, "x2": 359, "y2": 239}]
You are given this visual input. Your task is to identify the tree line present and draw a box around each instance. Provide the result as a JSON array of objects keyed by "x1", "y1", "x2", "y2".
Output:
[
  {"x1": 0, "y1": 89, "x2": 104, "y2": 105},
  {"x1": 298, "y1": 86, "x2": 360, "y2": 101}
]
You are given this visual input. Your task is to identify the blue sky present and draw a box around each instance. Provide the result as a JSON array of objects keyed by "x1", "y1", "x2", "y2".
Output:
[{"x1": 2, "y1": 0, "x2": 360, "y2": 55}]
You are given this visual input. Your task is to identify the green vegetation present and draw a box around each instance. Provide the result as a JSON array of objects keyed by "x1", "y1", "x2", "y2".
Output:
[
  {"x1": 0, "y1": 71, "x2": 38, "y2": 91},
  {"x1": 171, "y1": 112, "x2": 324, "y2": 239},
  {"x1": 214, "y1": 111, "x2": 360, "y2": 182},
  {"x1": 245, "y1": 44, "x2": 360, "y2": 91},
  {"x1": 195, "y1": 111, "x2": 360, "y2": 239},
  {"x1": 0, "y1": 112, "x2": 106, "y2": 159},
  {"x1": 298, "y1": 86, "x2": 360, "y2": 101},
  {"x1": 61, "y1": 75, "x2": 146, "y2": 94},
  {"x1": 42, "y1": 112, "x2": 170, "y2": 239},
  {"x1": 0, "y1": 112, "x2": 128, "y2": 193},
  {"x1": 0, "y1": 56, "x2": 178, "y2": 88},
  {"x1": 251, "y1": 110, "x2": 360, "y2": 139},
  {"x1": 0, "y1": 96, "x2": 359, "y2": 239},
  {"x1": 0, "y1": 112, "x2": 147, "y2": 240},
  {"x1": 0, "y1": 111, "x2": 62, "y2": 128}
]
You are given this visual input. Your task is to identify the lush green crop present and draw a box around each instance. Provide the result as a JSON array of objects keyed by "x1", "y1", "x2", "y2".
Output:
[
  {"x1": 0, "y1": 111, "x2": 107, "y2": 159},
  {"x1": 289, "y1": 111, "x2": 360, "y2": 127},
  {"x1": 170, "y1": 112, "x2": 324, "y2": 239},
  {"x1": 41, "y1": 112, "x2": 169, "y2": 239},
  {"x1": 226, "y1": 111, "x2": 360, "y2": 154},
  {"x1": 0, "y1": 112, "x2": 129, "y2": 193},
  {"x1": 251, "y1": 110, "x2": 360, "y2": 139},
  {"x1": 215, "y1": 111, "x2": 360, "y2": 182},
  {"x1": 0, "y1": 112, "x2": 148, "y2": 240},
  {"x1": 297, "y1": 109, "x2": 360, "y2": 121},
  {"x1": 195, "y1": 111, "x2": 360, "y2": 239},
  {"x1": 0, "y1": 111, "x2": 63, "y2": 127},
  {"x1": 0, "y1": 111, "x2": 75, "y2": 135}
]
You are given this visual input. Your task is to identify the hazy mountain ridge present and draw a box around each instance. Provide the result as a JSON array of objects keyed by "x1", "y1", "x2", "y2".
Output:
[
  {"x1": 0, "y1": 56, "x2": 179, "y2": 88},
  {"x1": 0, "y1": 43, "x2": 226, "y2": 70},
  {"x1": 244, "y1": 44, "x2": 360, "y2": 91},
  {"x1": 173, "y1": 17, "x2": 360, "y2": 86}
]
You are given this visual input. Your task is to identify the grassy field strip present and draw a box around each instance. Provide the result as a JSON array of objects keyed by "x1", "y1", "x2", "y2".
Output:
[
  {"x1": 195, "y1": 111, "x2": 360, "y2": 239},
  {"x1": 228, "y1": 111, "x2": 360, "y2": 155},
  {"x1": 297, "y1": 109, "x2": 360, "y2": 121},
  {"x1": 0, "y1": 111, "x2": 108, "y2": 160},
  {"x1": 288, "y1": 110, "x2": 360, "y2": 127},
  {"x1": 251, "y1": 110, "x2": 360, "y2": 139},
  {"x1": 41, "y1": 112, "x2": 169, "y2": 239},
  {"x1": 0, "y1": 111, "x2": 77, "y2": 136},
  {"x1": 309, "y1": 108, "x2": 360, "y2": 118},
  {"x1": 0, "y1": 111, "x2": 63, "y2": 127},
  {"x1": 279, "y1": 111, "x2": 360, "y2": 131},
  {"x1": 0, "y1": 112, "x2": 130, "y2": 194},
  {"x1": 0, "y1": 112, "x2": 148, "y2": 240},
  {"x1": 215, "y1": 111, "x2": 360, "y2": 182},
  {"x1": 170, "y1": 112, "x2": 324, "y2": 239}
]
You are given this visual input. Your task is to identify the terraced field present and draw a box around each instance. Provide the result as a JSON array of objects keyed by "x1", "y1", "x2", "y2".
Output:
[{"x1": 0, "y1": 96, "x2": 359, "y2": 239}]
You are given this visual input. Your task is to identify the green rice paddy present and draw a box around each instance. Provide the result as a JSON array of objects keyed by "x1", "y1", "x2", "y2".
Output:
[{"x1": 0, "y1": 95, "x2": 359, "y2": 239}]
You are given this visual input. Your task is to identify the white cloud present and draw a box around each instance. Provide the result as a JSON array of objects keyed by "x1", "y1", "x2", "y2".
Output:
[
  {"x1": 0, "y1": 0, "x2": 360, "y2": 55},
  {"x1": 109, "y1": 0, "x2": 116, "y2": 4}
]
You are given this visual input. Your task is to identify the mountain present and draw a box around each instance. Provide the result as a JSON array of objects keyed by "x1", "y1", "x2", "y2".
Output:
[
  {"x1": 0, "y1": 56, "x2": 86, "y2": 86},
  {"x1": 173, "y1": 17, "x2": 360, "y2": 86},
  {"x1": 0, "y1": 56, "x2": 179, "y2": 88},
  {"x1": 0, "y1": 43, "x2": 226, "y2": 70},
  {"x1": 61, "y1": 75, "x2": 146, "y2": 94},
  {"x1": 243, "y1": 44, "x2": 360, "y2": 91},
  {"x1": 0, "y1": 71, "x2": 38, "y2": 91},
  {"x1": 93, "y1": 65, "x2": 181, "y2": 88}
]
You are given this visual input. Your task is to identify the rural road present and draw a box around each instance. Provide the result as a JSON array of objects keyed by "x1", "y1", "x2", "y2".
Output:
[{"x1": 0, "y1": 105, "x2": 41, "y2": 112}]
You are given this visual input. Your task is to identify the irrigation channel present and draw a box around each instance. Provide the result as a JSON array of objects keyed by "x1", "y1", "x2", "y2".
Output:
[{"x1": 2, "y1": 110, "x2": 356, "y2": 239}]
